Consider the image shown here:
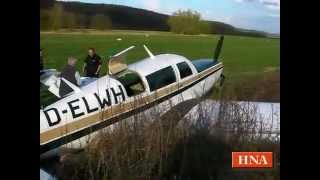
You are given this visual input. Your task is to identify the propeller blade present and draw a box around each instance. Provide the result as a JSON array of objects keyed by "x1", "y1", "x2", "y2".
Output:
[{"x1": 214, "y1": 36, "x2": 224, "y2": 61}]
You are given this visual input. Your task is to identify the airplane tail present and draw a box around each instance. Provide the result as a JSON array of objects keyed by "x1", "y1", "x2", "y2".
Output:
[{"x1": 213, "y1": 35, "x2": 224, "y2": 62}]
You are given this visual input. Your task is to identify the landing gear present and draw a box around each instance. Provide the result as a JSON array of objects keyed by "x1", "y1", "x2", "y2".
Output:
[{"x1": 219, "y1": 74, "x2": 226, "y2": 87}]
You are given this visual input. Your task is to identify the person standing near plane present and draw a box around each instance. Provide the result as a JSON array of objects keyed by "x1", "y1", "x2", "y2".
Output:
[
  {"x1": 59, "y1": 57, "x2": 79, "y2": 97},
  {"x1": 82, "y1": 48, "x2": 102, "y2": 78}
]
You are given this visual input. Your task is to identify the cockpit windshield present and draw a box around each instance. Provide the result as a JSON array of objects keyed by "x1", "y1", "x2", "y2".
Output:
[{"x1": 191, "y1": 59, "x2": 218, "y2": 73}]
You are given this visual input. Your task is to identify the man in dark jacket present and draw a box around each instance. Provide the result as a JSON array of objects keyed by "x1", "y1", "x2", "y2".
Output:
[
  {"x1": 82, "y1": 48, "x2": 102, "y2": 78},
  {"x1": 59, "y1": 57, "x2": 79, "y2": 97}
]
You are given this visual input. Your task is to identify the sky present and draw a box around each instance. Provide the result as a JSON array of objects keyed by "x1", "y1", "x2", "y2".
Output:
[{"x1": 60, "y1": 0, "x2": 280, "y2": 34}]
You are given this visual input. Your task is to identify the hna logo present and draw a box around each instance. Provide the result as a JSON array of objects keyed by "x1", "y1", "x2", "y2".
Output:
[{"x1": 232, "y1": 152, "x2": 273, "y2": 168}]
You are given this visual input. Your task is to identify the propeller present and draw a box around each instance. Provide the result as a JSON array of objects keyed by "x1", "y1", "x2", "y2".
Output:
[
  {"x1": 214, "y1": 35, "x2": 224, "y2": 61},
  {"x1": 214, "y1": 36, "x2": 226, "y2": 87}
]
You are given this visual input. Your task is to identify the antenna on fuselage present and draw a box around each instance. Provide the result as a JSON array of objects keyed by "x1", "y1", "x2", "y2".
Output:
[{"x1": 143, "y1": 45, "x2": 155, "y2": 59}]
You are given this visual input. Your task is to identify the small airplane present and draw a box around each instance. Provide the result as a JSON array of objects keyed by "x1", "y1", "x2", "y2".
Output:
[{"x1": 40, "y1": 36, "x2": 225, "y2": 158}]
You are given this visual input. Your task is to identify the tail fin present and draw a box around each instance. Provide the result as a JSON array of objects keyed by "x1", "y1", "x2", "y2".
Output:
[{"x1": 214, "y1": 36, "x2": 224, "y2": 61}]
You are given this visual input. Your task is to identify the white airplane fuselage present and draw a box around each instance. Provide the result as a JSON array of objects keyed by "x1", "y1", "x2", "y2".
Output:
[{"x1": 40, "y1": 54, "x2": 224, "y2": 156}]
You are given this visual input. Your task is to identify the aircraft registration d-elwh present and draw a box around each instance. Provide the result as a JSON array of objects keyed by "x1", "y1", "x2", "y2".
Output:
[{"x1": 40, "y1": 36, "x2": 225, "y2": 158}]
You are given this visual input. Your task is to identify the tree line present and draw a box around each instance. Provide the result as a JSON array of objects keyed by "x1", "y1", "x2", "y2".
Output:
[
  {"x1": 41, "y1": 5, "x2": 210, "y2": 35},
  {"x1": 40, "y1": 1, "x2": 267, "y2": 37}
]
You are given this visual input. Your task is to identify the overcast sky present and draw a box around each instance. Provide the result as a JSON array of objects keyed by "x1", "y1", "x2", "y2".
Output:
[{"x1": 60, "y1": 0, "x2": 280, "y2": 34}]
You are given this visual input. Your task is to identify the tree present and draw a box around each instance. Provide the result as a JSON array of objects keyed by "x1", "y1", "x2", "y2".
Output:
[
  {"x1": 90, "y1": 14, "x2": 112, "y2": 30},
  {"x1": 168, "y1": 9, "x2": 210, "y2": 35},
  {"x1": 200, "y1": 21, "x2": 211, "y2": 34},
  {"x1": 40, "y1": 10, "x2": 53, "y2": 30},
  {"x1": 76, "y1": 13, "x2": 88, "y2": 29},
  {"x1": 40, "y1": 0, "x2": 55, "y2": 9},
  {"x1": 63, "y1": 12, "x2": 76, "y2": 30},
  {"x1": 51, "y1": 3, "x2": 63, "y2": 30}
]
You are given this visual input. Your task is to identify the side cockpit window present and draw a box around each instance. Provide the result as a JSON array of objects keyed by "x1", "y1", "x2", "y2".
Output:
[
  {"x1": 116, "y1": 70, "x2": 145, "y2": 97},
  {"x1": 177, "y1": 62, "x2": 193, "y2": 79},
  {"x1": 146, "y1": 66, "x2": 176, "y2": 92}
]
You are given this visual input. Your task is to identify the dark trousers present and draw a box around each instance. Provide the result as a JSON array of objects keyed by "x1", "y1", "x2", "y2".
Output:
[{"x1": 86, "y1": 73, "x2": 99, "y2": 78}]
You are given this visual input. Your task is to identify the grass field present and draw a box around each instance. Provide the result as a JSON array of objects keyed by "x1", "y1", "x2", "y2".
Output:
[{"x1": 40, "y1": 30, "x2": 280, "y2": 101}]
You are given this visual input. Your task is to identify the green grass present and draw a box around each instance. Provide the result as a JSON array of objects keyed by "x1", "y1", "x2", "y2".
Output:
[{"x1": 40, "y1": 30, "x2": 279, "y2": 97}]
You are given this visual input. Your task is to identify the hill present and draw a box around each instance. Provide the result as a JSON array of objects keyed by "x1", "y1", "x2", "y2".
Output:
[{"x1": 40, "y1": 0, "x2": 269, "y2": 37}]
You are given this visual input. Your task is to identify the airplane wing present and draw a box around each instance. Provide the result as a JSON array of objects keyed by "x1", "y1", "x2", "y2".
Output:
[
  {"x1": 79, "y1": 76, "x2": 98, "y2": 87},
  {"x1": 40, "y1": 68, "x2": 99, "y2": 99},
  {"x1": 40, "y1": 69, "x2": 61, "y2": 98}
]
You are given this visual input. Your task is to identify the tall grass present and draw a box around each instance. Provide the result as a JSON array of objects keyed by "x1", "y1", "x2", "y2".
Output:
[{"x1": 51, "y1": 91, "x2": 279, "y2": 180}]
